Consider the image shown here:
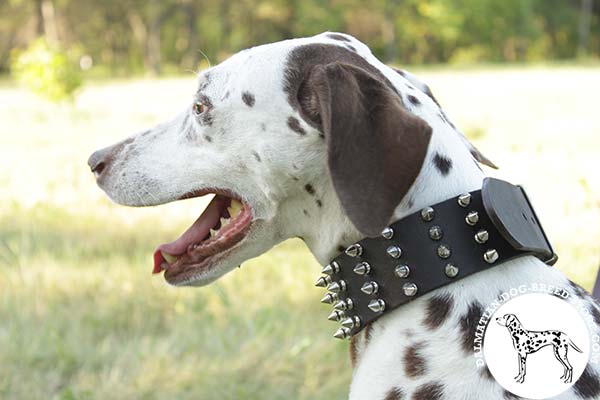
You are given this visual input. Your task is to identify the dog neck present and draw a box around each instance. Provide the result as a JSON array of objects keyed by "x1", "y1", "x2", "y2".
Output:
[{"x1": 301, "y1": 128, "x2": 487, "y2": 266}]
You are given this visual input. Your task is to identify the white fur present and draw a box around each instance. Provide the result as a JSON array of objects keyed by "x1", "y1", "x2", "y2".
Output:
[{"x1": 94, "y1": 32, "x2": 600, "y2": 399}]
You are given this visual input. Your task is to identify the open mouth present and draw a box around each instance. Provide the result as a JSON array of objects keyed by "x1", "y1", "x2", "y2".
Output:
[{"x1": 153, "y1": 190, "x2": 253, "y2": 285}]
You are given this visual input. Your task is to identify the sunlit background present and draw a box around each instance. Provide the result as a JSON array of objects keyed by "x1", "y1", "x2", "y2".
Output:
[{"x1": 1, "y1": 1, "x2": 599, "y2": 399}]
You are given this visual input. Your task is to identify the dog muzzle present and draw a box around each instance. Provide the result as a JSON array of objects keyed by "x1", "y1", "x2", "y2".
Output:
[{"x1": 317, "y1": 177, "x2": 557, "y2": 339}]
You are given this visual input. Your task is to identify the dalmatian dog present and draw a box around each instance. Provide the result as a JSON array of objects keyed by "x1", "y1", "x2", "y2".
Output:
[
  {"x1": 88, "y1": 32, "x2": 600, "y2": 399},
  {"x1": 496, "y1": 313, "x2": 583, "y2": 384}
]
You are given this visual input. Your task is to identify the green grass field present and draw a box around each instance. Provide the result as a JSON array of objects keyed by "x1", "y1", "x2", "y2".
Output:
[{"x1": 1, "y1": 66, "x2": 599, "y2": 399}]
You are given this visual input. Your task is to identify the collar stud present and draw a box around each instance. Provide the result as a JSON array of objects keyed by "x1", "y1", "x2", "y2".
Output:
[
  {"x1": 320, "y1": 292, "x2": 338, "y2": 304},
  {"x1": 474, "y1": 230, "x2": 489, "y2": 244},
  {"x1": 381, "y1": 227, "x2": 394, "y2": 239},
  {"x1": 327, "y1": 310, "x2": 345, "y2": 322},
  {"x1": 484, "y1": 249, "x2": 499, "y2": 264},
  {"x1": 429, "y1": 225, "x2": 443, "y2": 240},
  {"x1": 368, "y1": 299, "x2": 386, "y2": 313},
  {"x1": 333, "y1": 327, "x2": 351, "y2": 340},
  {"x1": 353, "y1": 262, "x2": 371, "y2": 275},
  {"x1": 437, "y1": 244, "x2": 451, "y2": 259},
  {"x1": 345, "y1": 244, "x2": 363, "y2": 257},
  {"x1": 402, "y1": 282, "x2": 418, "y2": 296},
  {"x1": 465, "y1": 211, "x2": 479, "y2": 226},
  {"x1": 333, "y1": 298, "x2": 354, "y2": 311},
  {"x1": 360, "y1": 281, "x2": 379, "y2": 295},
  {"x1": 445, "y1": 263, "x2": 459, "y2": 278},
  {"x1": 341, "y1": 316, "x2": 361, "y2": 329},
  {"x1": 314, "y1": 275, "x2": 332, "y2": 287},
  {"x1": 394, "y1": 264, "x2": 410, "y2": 278},
  {"x1": 386, "y1": 245, "x2": 402, "y2": 258},
  {"x1": 458, "y1": 193, "x2": 472, "y2": 207},
  {"x1": 322, "y1": 261, "x2": 339, "y2": 275},
  {"x1": 421, "y1": 207, "x2": 435, "y2": 221}
]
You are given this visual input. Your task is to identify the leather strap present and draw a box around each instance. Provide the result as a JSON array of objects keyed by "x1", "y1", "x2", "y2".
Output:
[{"x1": 320, "y1": 178, "x2": 557, "y2": 338}]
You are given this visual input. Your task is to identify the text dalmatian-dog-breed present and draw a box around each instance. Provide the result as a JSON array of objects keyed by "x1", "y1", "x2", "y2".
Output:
[{"x1": 88, "y1": 32, "x2": 600, "y2": 399}]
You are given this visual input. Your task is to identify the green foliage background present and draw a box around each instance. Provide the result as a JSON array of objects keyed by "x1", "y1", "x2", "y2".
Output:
[{"x1": 0, "y1": 0, "x2": 599, "y2": 77}]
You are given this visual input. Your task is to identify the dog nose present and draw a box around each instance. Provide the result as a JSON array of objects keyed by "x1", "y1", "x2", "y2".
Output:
[{"x1": 87, "y1": 146, "x2": 114, "y2": 179}]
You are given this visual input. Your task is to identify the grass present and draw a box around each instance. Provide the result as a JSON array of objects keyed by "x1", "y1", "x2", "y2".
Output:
[{"x1": 1, "y1": 65, "x2": 600, "y2": 399}]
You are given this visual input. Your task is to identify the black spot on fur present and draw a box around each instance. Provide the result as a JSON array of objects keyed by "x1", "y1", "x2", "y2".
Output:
[
  {"x1": 201, "y1": 114, "x2": 213, "y2": 126},
  {"x1": 503, "y1": 389, "x2": 522, "y2": 399},
  {"x1": 573, "y1": 365, "x2": 600, "y2": 398},
  {"x1": 304, "y1": 183, "x2": 315, "y2": 195},
  {"x1": 260, "y1": 123, "x2": 267, "y2": 131},
  {"x1": 433, "y1": 153, "x2": 453, "y2": 176},
  {"x1": 337, "y1": 245, "x2": 345, "y2": 252},
  {"x1": 346, "y1": 44, "x2": 357, "y2": 52},
  {"x1": 412, "y1": 382, "x2": 444, "y2": 400},
  {"x1": 252, "y1": 151, "x2": 261, "y2": 162},
  {"x1": 327, "y1": 33, "x2": 351, "y2": 42},
  {"x1": 392, "y1": 67, "x2": 406, "y2": 77},
  {"x1": 407, "y1": 197, "x2": 414, "y2": 208},
  {"x1": 242, "y1": 91, "x2": 255, "y2": 107},
  {"x1": 480, "y1": 364, "x2": 494, "y2": 381},
  {"x1": 221, "y1": 91, "x2": 230, "y2": 101},
  {"x1": 287, "y1": 116, "x2": 306, "y2": 135},
  {"x1": 459, "y1": 301, "x2": 484, "y2": 353},
  {"x1": 383, "y1": 387, "x2": 405, "y2": 400},
  {"x1": 590, "y1": 305, "x2": 600, "y2": 326},
  {"x1": 569, "y1": 279, "x2": 590, "y2": 300},
  {"x1": 316, "y1": 199, "x2": 322, "y2": 207},
  {"x1": 302, "y1": 209, "x2": 309, "y2": 216},
  {"x1": 407, "y1": 95, "x2": 421, "y2": 106},
  {"x1": 203, "y1": 135, "x2": 212, "y2": 142},
  {"x1": 424, "y1": 293, "x2": 454, "y2": 329},
  {"x1": 403, "y1": 342, "x2": 427, "y2": 378}
]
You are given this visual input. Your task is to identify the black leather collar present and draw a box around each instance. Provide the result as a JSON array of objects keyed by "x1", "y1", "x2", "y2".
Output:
[{"x1": 317, "y1": 178, "x2": 557, "y2": 339}]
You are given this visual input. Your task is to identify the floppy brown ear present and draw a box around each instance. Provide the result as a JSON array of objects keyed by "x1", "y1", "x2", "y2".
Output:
[{"x1": 302, "y1": 62, "x2": 432, "y2": 237}]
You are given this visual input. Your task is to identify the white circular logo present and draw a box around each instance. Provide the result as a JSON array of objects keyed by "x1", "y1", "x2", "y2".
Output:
[{"x1": 483, "y1": 293, "x2": 591, "y2": 399}]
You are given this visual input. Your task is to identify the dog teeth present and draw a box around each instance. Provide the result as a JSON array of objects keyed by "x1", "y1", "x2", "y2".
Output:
[
  {"x1": 161, "y1": 251, "x2": 177, "y2": 264},
  {"x1": 227, "y1": 199, "x2": 243, "y2": 218},
  {"x1": 209, "y1": 228, "x2": 218, "y2": 237},
  {"x1": 220, "y1": 217, "x2": 231, "y2": 227}
]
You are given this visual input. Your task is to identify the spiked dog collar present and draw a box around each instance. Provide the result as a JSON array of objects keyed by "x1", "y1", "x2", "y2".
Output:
[{"x1": 317, "y1": 178, "x2": 557, "y2": 339}]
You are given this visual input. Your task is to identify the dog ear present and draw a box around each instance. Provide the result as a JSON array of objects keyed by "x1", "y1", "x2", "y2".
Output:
[{"x1": 299, "y1": 62, "x2": 432, "y2": 237}]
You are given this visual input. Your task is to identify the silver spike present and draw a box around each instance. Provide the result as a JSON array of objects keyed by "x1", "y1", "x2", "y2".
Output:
[
  {"x1": 465, "y1": 211, "x2": 479, "y2": 226},
  {"x1": 353, "y1": 262, "x2": 371, "y2": 275},
  {"x1": 328, "y1": 310, "x2": 345, "y2": 322},
  {"x1": 327, "y1": 280, "x2": 347, "y2": 293},
  {"x1": 341, "y1": 316, "x2": 361, "y2": 329},
  {"x1": 394, "y1": 264, "x2": 410, "y2": 278},
  {"x1": 445, "y1": 263, "x2": 459, "y2": 278},
  {"x1": 334, "y1": 298, "x2": 354, "y2": 311},
  {"x1": 315, "y1": 275, "x2": 332, "y2": 287},
  {"x1": 333, "y1": 327, "x2": 351, "y2": 340},
  {"x1": 386, "y1": 245, "x2": 402, "y2": 259},
  {"x1": 322, "y1": 261, "x2": 340, "y2": 275},
  {"x1": 381, "y1": 227, "x2": 394, "y2": 239},
  {"x1": 345, "y1": 243, "x2": 363, "y2": 258},
  {"x1": 361, "y1": 281, "x2": 379, "y2": 295},
  {"x1": 429, "y1": 225, "x2": 443, "y2": 240},
  {"x1": 475, "y1": 230, "x2": 489, "y2": 244},
  {"x1": 402, "y1": 282, "x2": 418, "y2": 297},
  {"x1": 458, "y1": 193, "x2": 472, "y2": 207},
  {"x1": 320, "y1": 292, "x2": 338, "y2": 304},
  {"x1": 421, "y1": 207, "x2": 435, "y2": 222},
  {"x1": 368, "y1": 299, "x2": 386, "y2": 313},
  {"x1": 484, "y1": 249, "x2": 499, "y2": 264},
  {"x1": 437, "y1": 244, "x2": 451, "y2": 259}
]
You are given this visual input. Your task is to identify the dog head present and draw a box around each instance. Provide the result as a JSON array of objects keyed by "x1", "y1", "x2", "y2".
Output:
[
  {"x1": 496, "y1": 313, "x2": 520, "y2": 328},
  {"x1": 88, "y1": 32, "x2": 485, "y2": 286}
]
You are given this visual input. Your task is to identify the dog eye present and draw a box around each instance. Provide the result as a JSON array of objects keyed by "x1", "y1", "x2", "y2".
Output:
[{"x1": 193, "y1": 102, "x2": 206, "y2": 115}]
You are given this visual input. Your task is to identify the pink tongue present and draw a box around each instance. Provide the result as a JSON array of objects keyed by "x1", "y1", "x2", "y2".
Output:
[{"x1": 152, "y1": 196, "x2": 224, "y2": 274}]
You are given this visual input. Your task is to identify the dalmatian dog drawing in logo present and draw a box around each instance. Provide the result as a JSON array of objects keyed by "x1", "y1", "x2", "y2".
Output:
[{"x1": 496, "y1": 313, "x2": 583, "y2": 384}]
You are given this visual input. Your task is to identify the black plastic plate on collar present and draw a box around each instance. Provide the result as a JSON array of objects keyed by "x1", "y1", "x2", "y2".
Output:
[{"x1": 482, "y1": 177, "x2": 557, "y2": 265}]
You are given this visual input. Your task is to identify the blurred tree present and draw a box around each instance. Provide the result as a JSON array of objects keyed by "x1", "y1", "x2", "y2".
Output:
[{"x1": 0, "y1": 0, "x2": 598, "y2": 76}]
